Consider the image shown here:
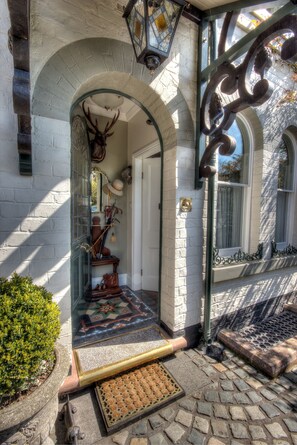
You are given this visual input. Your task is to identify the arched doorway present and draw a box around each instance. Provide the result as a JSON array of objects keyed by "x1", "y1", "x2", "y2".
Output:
[
  {"x1": 32, "y1": 37, "x2": 195, "y2": 349},
  {"x1": 70, "y1": 90, "x2": 162, "y2": 346}
]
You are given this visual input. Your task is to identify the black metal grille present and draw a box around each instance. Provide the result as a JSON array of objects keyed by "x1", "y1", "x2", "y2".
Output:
[{"x1": 237, "y1": 311, "x2": 297, "y2": 351}]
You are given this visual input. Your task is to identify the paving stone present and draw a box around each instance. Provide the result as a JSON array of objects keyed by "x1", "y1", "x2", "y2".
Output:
[
  {"x1": 187, "y1": 428, "x2": 206, "y2": 445},
  {"x1": 251, "y1": 442, "x2": 268, "y2": 445},
  {"x1": 277, "y1": 376, "x2": 294, "y2": 390},
  {"x1": 113, "y1": 430, "x2": 129, "y2": 445},
  {"x1": 234, "y1": 379, "x2": 250, "y2": 392},
  {"x1": 179, "y1": 398, "x2": 197, "y2": 412},
  {"x1": 247, "y1": 391, "x2": 262, "y2": 404},
  {"x1": 193, "y1": 391, "x2": 203, "y2": 400},
  {"x1": 226, "y1": 370, "x2": 237, "y2": 379},
  {"x1": 130, "y1": 439, "x2": 148, "y2": 445},
  {"x1": 283, "y1": 418, "x2": 297, "y2": 432},
  {"x1": 273, "y1": 399, "x2": 292, "y2": 414},
  {"x1": 211, "y1": 419, "x2": 229, "y2": 438},
  {"x1": 232, "y1": 356, "x2": 246, "y2": 367},
  {"x1": 185, "y1": 349, "x2": 200, "y2": 359},
  {"x1": 233, "y1": 393, "x2": 250, "y2": 405},
  {"x1": 193, "y1": 416, "x2": 210, "y2": 434},
  {"x1": 213, "y1": 404, "x2": 229, "y2": 419},
  {"x1": 230, "y1": 423, "x2": 250, "y2": 439},
  {"x1": 246, "y1": 378, "x2": 263, "y2": 390},
  {"x1": 149, "y1": 414, "x2": 165, "y2": 430},
  {"x1": 230, "y1": 406, "x2": 246, "y2": 421},
  {"x1": 193, "y1": 357, "x2": 209, "y2": 367},
  {"x1": 219, "y1": 373, "x2": 227, "y2": 380},
  {"x1": 242, "y1": 364, "x2": 258, "y2": 375},
  {"x1": 212, "y1": 363, "x2": 227, "y2": 373},
  {"x1": 267, "y1": 383, "x2": 286, "y2": 395},
  {"x1": 260, "y1": 403, "x2": 280, "y2": 418},
  {"x1": 249, "y1": 425, "x2": 266, "y2": 440},
  {"x1": 221, "y1": 380, "x2": 234, "y2": 391},
  {"x1": 197, "y1": 402, "x2": 212, "y2": 417},
  {"x1": 254, "y1": 373, "x2": 270, "y2": 384},
  {"x1": 164, "y1": 422, "x2": 186, "y2": 444},
  {"x1": 224, "y1": 360, "x2": 237, "y2": 369},
  {"x1": 260, "y1": 388, "x2": 277, "y2": 401},
  {"x1": 284, "y1": 372, "x2": 297, "y2": 384},
  {"x1": 160, "y1": 407, "x2": 176, "y2": 422},
  {"x1": 292, "y1": 433, "x2": 297, "y2": 444},
  {"x1": 175, "y1": 409, "x2": 193, "y2": 428},
  {"x1": 245, "y1": 406, "x2": 266, "y2": 421},
  {"x1": 132, "y1": 421, "x2": 148, "y2": 436},
  {"x1": 219, "y1": 391, "x2": 234, "y2": 404},
  {"x1": 205, "y1": 390, "x2": 220, "y2": 403},
  {"x1": 265, "y1": 423, "x2": 287, "y2": 439},
  {"x1": 203, "y1": 366, "x2": 218, "y2": 377},
  {"x1": 233, "y1": 368, "x2": 249, "y2": 379},
  {"x1": 207, "y1": 439, "x2": 225, "y2": 445},
  {"x1": 272, "y1": 441, "x2": 290, "y2": 445},
  {"x1": 149, "y1": 433, "x2": 168, "y2": 445},
  {"x1": 207, "y1": 382, "x2": 219, "y2": 390}
]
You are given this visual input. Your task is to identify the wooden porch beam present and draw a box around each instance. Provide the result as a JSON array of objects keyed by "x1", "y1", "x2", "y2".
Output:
[{"x1": 7, "y1": 0, "x2": 32, "y2": 175}]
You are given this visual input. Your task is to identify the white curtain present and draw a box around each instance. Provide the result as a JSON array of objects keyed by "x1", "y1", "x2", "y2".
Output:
[{"x1": 216, "y1": 185, "x2": 243, "y2": 249}]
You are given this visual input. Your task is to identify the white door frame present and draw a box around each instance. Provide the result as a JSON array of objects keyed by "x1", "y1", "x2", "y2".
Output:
[{"x1": 130, "y1": 140, "x2": 161, "y2": 290}]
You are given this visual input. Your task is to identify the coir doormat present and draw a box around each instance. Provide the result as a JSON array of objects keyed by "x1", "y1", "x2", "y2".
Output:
[{"x1": 94, "y1": 361, "x2": 184, "y2": 433}]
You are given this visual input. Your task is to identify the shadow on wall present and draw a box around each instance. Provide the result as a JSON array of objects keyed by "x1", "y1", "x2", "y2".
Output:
[{"x1": 0, "y1": 183, "x2": 71, "y2": 326}]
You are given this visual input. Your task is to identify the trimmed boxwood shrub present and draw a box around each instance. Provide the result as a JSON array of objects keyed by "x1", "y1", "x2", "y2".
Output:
[{"x1": 0, "y1": 273, "x2": 60, "y2": 398}]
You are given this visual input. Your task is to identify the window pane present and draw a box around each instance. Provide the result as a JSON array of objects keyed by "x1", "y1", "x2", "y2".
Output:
[
  {"x1": 218, "y1": 120, "x2": 248, "y2": 184},
  {"x1": 275, "y1": 190, "x2": 288, "y2": 243},
  {"x1": 278, "y1": 135, "x2": 294, "y2": 190},
  {"x1": 216, "y1": 185, "x2": 243, "y2": 249}
]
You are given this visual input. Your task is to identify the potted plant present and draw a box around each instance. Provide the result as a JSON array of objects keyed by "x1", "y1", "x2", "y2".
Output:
[{"x1": 0, "y1": 274, "x2": 70, "y2": 445}]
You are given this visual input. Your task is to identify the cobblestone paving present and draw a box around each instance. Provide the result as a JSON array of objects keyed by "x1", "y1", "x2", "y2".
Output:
[{"x1": 95, "y1": 348, "x2": 297, "y2": 445}]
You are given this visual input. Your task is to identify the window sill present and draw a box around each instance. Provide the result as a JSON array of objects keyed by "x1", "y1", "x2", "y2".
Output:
[{"x1": 213, "y1": 254, "x2": 297, "y2": 283}]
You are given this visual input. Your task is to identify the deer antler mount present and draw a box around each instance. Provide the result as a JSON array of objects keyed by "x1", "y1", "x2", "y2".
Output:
[{"x1": 82, "y1": 101, "x2": 120, "y2": 163}]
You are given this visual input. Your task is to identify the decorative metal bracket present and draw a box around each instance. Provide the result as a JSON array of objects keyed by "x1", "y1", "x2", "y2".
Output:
[
  {"x1": 213, "y1": 243, "x2": 263, "y2": 266},
  {"x1": 199, "y1": 12, "x2": 297, "y2": 179},
  {"x1": 271, "y1": 241, "x2": 297, "y2": 258}
]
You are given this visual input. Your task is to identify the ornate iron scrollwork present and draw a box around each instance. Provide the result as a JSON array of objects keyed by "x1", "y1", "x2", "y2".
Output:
[
  {"x1": 213, "y1": 243, "x2": 263, "y2": 266},
  {"x1": 199, "y1": 13, "x2": 297, "y2": 179},
  {"x1": 271, "y1": 241, "x2": 297, "y2": 258}
]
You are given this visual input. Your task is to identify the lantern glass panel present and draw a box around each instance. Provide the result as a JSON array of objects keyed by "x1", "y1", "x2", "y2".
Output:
[
  {"x1": 148, "y1": 0, "x2": 180, "y2": 53},
  {"x1": 127, "y1": 0, "x2": 146, "y2": 57}
]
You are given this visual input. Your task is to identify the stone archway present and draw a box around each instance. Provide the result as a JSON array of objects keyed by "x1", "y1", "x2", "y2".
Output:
[{"x1": 32, "y1": 37, "x2": 196, "y2": 345}]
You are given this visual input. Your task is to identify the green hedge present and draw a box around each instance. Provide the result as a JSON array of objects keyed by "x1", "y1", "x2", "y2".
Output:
[{"x1": 0, "y1": 274, "x2": 60, "y2": 397}]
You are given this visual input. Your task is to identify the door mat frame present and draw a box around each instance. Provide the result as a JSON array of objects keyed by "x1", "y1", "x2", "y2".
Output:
[
  {"x1": 218, "y1": 305, "x2": 297, "y2": 378},
  {"x1": 94, "y1": 360, "x2": 184, "y2": 433}
]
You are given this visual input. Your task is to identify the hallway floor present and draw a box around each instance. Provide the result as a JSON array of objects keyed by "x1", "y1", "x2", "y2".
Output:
[{"x1": 54, "y1": 346, "x2": 297, "y2": 444}]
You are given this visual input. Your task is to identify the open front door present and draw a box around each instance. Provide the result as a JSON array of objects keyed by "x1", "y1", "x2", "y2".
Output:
[
  {"x1": 71, "y1": 115, "x2": 91, "y2": 317},
  {"x1": 141, "y1": 156, "x2": 161, "y2": 291}
]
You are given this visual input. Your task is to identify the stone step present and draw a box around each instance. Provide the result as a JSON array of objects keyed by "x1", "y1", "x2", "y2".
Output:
[
  {"x1": 218, "y1": 304, "x2": 297, "y2": 378},
  {"x1": 60, "y1": 325, "x2": 186, "y2": 393}
]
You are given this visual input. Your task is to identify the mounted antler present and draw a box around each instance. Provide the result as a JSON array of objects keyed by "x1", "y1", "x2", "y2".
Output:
[{"x1": 82, "y1": 101, "x2": 120, "y2": 163}]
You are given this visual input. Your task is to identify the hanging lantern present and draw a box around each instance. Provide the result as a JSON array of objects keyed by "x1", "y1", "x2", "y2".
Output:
[{"x1": 123, "y1": 0, "x2": 185, "y2": 73}]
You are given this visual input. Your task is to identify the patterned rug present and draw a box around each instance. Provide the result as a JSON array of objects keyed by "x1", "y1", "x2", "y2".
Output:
[
  {"x1": 95, "y1": 361, "x2": 184, "y2": 433},
  {"x1": 74, "y1": 287, "x2": 156, "y2": 345}
]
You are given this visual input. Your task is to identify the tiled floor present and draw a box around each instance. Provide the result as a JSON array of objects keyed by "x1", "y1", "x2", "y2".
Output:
[{"x1": 73, "y1": 288, "x2": 159, "y2": 347}]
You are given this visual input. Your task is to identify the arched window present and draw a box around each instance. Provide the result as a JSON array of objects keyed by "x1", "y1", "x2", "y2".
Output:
[
  {"x1": 216, "y1": 117, "x2": 251, "y2": 254},
  {"x1": 275, "y1": 133, "x2": 295, "y2": 248}
]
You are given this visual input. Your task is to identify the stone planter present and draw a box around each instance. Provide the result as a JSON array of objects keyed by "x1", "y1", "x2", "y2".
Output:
[{"x1": 0, "y1": 343, "x2": 70, "y2": 445}]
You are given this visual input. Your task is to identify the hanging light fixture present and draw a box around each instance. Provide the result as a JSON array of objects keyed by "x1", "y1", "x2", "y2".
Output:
[{"x1": 123, "y1": 0, "x2": 185, "y2": 73}]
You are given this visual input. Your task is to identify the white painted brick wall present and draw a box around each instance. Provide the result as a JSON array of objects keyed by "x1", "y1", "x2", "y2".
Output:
[{"x1": 2, "y1": 0, "x2": 297, "y2": 349}]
